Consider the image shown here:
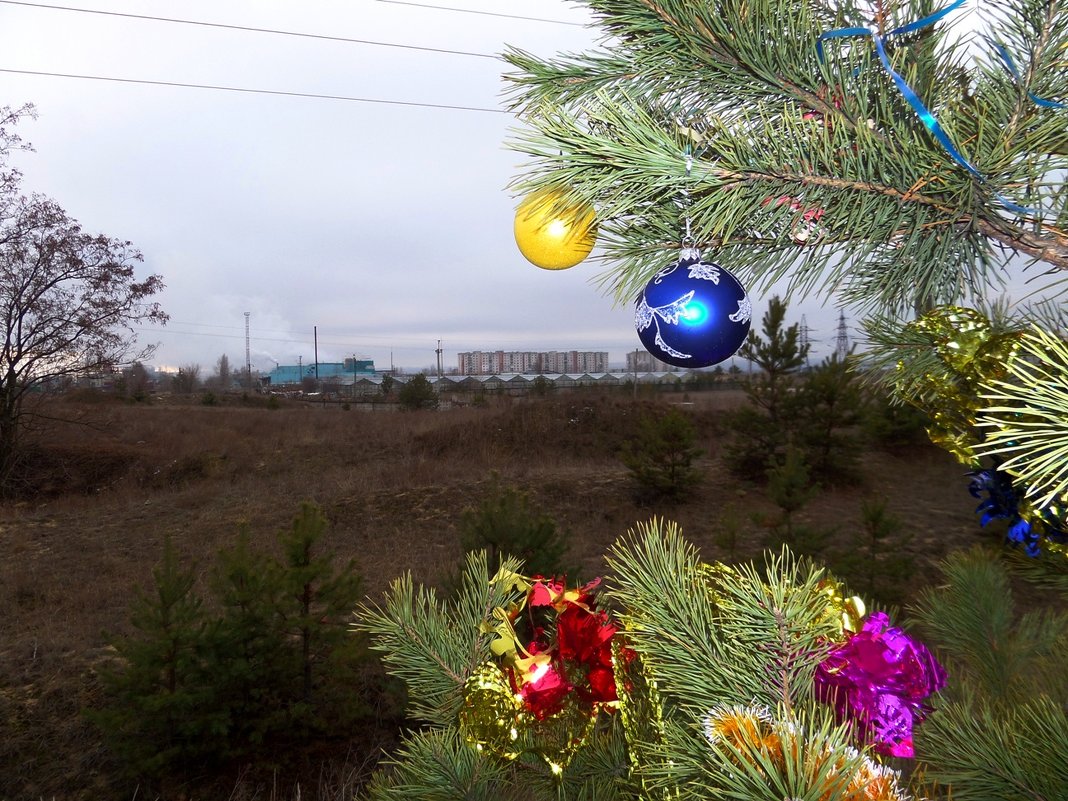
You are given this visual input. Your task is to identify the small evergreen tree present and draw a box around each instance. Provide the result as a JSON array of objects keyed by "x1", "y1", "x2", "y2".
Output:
[
  {"x1": 92, "y1": 504, "x2": 370, "y2": 782},
  {"x1": 620, "y1": 406, "x2": 704, "y2": 502},
  {"x1": 398, "y1": 374, "x2": 437, "y2": 410},
  {"x1": 724, "y1": 297, "x2": 809, "y2": 480},
  {"x1": 831, "y1": 497, "x2": 914, "y2": 608},
  {"x1": 711, "y1": 502, "x2": 744, "y2": 562},
  {"x1": 458, "y1": 476, "x2": 569, "y2": 578},
  {"x1": 862, "y1": 390, "x2": 932, "y2": 452},
  {"x1": 737, "y1": 296, "x2": 810, "y2": 424},
  {"x1": 793, "y1": 353, "x2": 866, "y2": 483},
  {"x1": 764, "y1": 444, "x2": 820, "y2": 550},
  {"x1": 91, "y1": 537, "x2": 224, "y2": 777},
  {"x1": 275, "y1": 502, "x2": 365, "y2": 726},
  {"x1": 207, "y1": 528, "x2": 294, "y2": 750}
]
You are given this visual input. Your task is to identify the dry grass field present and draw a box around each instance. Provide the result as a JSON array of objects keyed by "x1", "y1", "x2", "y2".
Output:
[{"x1": 0, "y1": 388, "x2": 985, "y2": 799}]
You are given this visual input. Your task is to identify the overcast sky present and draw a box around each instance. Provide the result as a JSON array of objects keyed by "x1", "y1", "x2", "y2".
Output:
[{"x1": 0, "y1": 0, "x2": 1047, "y2": 373}]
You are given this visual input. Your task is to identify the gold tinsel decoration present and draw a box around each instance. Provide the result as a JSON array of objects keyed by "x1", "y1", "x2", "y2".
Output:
[
  {"x1": 899, "y1": 306, "x2": 1021, "y2": 465},
  {"x1": 458, "y1": 662, "x2": 524, "y2": 760},
  {"x1": 612, "y1": 639, "x2": 666, "y2": 788}
]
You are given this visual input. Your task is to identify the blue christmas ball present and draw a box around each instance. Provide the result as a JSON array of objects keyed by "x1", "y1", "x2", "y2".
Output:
[{"x1": 634, "y1": 252, "x2": 752, "y2": 368}]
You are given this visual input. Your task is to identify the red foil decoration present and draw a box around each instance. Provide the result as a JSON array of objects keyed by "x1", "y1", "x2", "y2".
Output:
[{"x1": 508, "y1": 577, "x2": 620, "y2": 720}]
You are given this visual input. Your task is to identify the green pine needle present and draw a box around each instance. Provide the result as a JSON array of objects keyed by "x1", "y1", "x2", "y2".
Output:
[{"x1": 977, "y1": 326, "x2": 1068, "y2": 511}]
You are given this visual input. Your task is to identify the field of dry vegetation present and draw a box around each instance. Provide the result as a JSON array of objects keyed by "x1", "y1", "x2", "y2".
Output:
[{"x1": 0, "y1": 388, "x2": 985, "y2": 799}]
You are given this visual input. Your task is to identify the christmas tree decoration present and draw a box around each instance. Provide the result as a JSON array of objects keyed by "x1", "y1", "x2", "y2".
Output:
[
  {"x1": 457, "y1": 662, "x2": 524, "y2": 760},
  {"x1": 815, "y1": 611, "x2": 947, "y2": 757},
  {"x1": 816, "y1": 578, "x2": 867, "y2": 636},
  {"x1": 513, "y1": 187, "x2": 597, "y2": 270},
  {"x1": 891, "y1": 306, "x2": 1022, "y2": 465},
  {"x1": 760, "y1": 195, "x2": 828, "y2": 245},
  {"x1": 791, "y1": 206, "x2": 827, "y2": 245},
  {"x1": 701, "y1": 704, "x2": 912, "y2": 801},
  {"x1": 964, "y1": 466, "x2": 1068, "y2": 557},
  {"x1": 634, "y1": 250, "x2": 751, "y2": 368},
  {"x1": 467, "y1": 571, "x2": 622, "y2": 770}
]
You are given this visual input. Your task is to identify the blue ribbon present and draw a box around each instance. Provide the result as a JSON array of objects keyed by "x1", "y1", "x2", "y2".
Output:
[
  {"x1": 816, "y1": 0, "x2": 1052, "y2": 216},
  {"x1": 815, "y1": 0, "x2": 968, "y2": 61},
  {"x1": 988, "y1": 37, "x2": 1066, "y2": 110},
  {"x1": 868, "y1": 32, "x2": 983, "y2": 180}
]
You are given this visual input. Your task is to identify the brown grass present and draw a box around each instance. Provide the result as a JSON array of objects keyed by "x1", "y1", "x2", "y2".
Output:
[{"x1": 0, "y1": 389, "x2": 983, "y2": 799}]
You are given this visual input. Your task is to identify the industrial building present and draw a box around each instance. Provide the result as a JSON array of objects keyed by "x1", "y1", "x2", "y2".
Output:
[{"x1": 265, "y1": 357, "x2": 375, "y2": 386}]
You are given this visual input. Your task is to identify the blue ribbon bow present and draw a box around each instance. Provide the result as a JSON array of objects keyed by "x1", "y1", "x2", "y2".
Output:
[{"x1": 817, "y1": 0, "x2": 1059, "y2": 217}]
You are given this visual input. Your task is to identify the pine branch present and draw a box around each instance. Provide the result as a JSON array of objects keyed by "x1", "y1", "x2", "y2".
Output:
[
  {"x1": 364, "y1": 728, "x2": 514, "y2": 801},
  {"x1": 916, "y1": 696, "x2": 1068, "y2": 801},
  {"x1": 976, "y1": 326, "x2": 1068, "y2": 510},
  {"x1": 503, "y1": 0, "x2": 1068, "y2": 318},
  {"x1": 861, "y1": 307, "x2": 1026, "y2": 404},
  {"x1": 604, "y1": 520, "x2": 841, "y2": 719},
  {"x1": 353, "y1": 552, "x2": 526, "y2": 727},
  {"x1": 910, "y1": 547, "x2": 1068, "y2": 708}
]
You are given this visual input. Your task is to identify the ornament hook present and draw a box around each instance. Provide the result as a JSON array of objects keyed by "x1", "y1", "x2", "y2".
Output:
[{"x1": 681, "y1": 145, "x2": 698, "y2": 258}]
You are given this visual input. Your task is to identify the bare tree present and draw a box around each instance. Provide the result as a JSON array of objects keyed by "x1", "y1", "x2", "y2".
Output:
[
  {"x1": 0, "y1": 105, "x2": 167, "y2": 487},
  {"x1": 120, "y1": 361, "x2": 151, "y2": 399}
]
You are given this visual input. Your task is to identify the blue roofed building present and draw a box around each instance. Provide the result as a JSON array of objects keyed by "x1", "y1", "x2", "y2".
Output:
[{"x1": 266, "y1": 357, "x2": 375, "y2": 386}]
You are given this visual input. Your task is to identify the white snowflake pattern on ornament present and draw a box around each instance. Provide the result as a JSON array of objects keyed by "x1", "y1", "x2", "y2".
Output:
[
  {"x1": 651, "y1": 291, "x2": 696, "y2": 326},
  {"x1": 729, "y1": 297, "x2": 752, "y2": 324},
  {"x1": 687, "y1": 261, "x2": 721, "y2": 283},
  {"x1": 634, "y1": 298, "x2": 653, "y2": 331},
  {"x1": 654, "y1": 332, "x2": 690, "y2": 359}
]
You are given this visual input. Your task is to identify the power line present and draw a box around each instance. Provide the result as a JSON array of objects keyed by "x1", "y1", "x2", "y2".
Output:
[
  {"x1": 369, "y1": 0, "x2": 585, "y2": 26},
  {"x1": 0, "y1": 68, "x2": 507, "y2": 113},
  {"x1": 136, "y1": 324, "x2": 631, "y2": 352},
  {"x1": 134, "y1": 326, "x2": 407, "y2": 348},
  {"x1": 0, "y1": 1, "x2": 498, "y2": 60}
]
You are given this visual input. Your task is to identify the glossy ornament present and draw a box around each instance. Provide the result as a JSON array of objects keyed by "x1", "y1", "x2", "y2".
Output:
[
  {"x1": 635, "y1": 251, "x2": 751, "y2": 368},
  {"x1": 513, "y1": 188, "x2": 597, "y2": 270}
]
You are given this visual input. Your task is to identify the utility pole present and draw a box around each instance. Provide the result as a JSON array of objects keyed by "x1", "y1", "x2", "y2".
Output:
[
  {"x1": 313, "y1": 326, "x2": 320, "y2": 385},
  {"x1": 244, "y1": 311, "x2": 251, "y2": 390},
  {"x1": 633, "y1": 348, "x2": 638, "y2": 400}
]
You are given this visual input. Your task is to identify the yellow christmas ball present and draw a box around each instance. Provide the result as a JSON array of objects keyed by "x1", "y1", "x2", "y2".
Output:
[{"x1": 513, "y1": 188, "x2": 597, "y2": 270}]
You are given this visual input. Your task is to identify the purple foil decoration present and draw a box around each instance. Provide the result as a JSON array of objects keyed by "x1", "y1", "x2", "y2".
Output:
[{"x1": 815, "y1": 611, "x2": 947, "y2": 757}]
